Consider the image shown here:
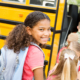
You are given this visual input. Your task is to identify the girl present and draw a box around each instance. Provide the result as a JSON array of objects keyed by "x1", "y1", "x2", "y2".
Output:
[
  {"x1": 53, "y1": 33, "x2": 78, "y2": 72},
  {"x1": 68, "y1": 41, "x2": 80, "y2": 80},
  {"x1": 47, "y1": 49, "x2": 78, "y2": 80},
  {"x1": 1, "y1": 11, "x2": 51, "y2": 80},
  {"x1": 57, "y1": 32, "x2": 78, "y2": 63}
]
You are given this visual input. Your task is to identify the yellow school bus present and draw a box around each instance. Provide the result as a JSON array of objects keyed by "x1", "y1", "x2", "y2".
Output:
[{"x1": 0, "y1": 0, "x2": 68, "y2": 77}]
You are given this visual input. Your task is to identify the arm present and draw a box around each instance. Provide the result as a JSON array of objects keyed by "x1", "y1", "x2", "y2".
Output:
[
  {"x1": 77, "y1": 71, "x2": 80, "y2": 80},
  {"x1": 27, "y1": 46, "x2": 44, "y2": 80},
  {"x1": 33, "y1": 67, "x2": 44, "y2": 80},
  {"x1": 77, "y1": 65, "x2": 80, "y2": 80}
]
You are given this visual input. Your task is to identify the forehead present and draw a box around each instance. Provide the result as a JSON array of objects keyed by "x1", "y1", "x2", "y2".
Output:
[{"x1": 34, "y1": 19, "x2": 50, "y2": 27}]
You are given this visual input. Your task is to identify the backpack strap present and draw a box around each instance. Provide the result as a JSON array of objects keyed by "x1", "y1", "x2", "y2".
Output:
[
  {"x1": 0, "y1": 49, "x2": 4, "y2": 73},
  {"x1": 0, "y1": 47, "x2": 6, "y2": 72},
  {"x1": 31, "y1": 42, "x2": 45, "y2": 58},
  {"x1": 0, "y1": 47, "x2": 6, "y2": 80}
]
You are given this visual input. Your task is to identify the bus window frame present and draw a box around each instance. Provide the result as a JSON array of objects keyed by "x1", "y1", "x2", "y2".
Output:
[
  {"x1": 29, "y1": 0, "x2": 57, "y2": 8},
  {"x1": 2, "y1": 0, "x2": 26, "y2": 4},
  {"x1": 0, "y1": 0, "x2": 58, "y2": 10}
]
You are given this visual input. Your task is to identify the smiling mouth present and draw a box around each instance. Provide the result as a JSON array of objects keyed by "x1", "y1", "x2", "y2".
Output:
[{"x1": 41, "y1": 38, "x2": 49, "y2": 41}]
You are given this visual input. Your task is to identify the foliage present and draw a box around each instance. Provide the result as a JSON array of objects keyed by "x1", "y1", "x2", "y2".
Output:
[{"x1": 67, "y1": 0, "x2": 80, "y2": 5}]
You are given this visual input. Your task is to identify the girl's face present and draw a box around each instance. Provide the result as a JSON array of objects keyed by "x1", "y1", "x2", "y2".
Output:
[{"x1": 27, "y1": 19, "x2": 51, "y2": 45}]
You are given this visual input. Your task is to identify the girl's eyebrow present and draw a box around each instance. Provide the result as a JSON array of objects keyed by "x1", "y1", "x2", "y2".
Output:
[
  {"x1": 39, "y1": 26, "x2": 45, "y2": 28},
  {"x1": 39, "y1": 26, "x2": 51, "y2": 28}
]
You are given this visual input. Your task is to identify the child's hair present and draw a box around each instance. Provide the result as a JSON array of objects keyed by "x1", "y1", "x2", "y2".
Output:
[
  {"x1": 50, "y1": 49, "x2": 78, "y2": 80},
  {"x1": 5, "y1": 11, "x2": 50, "y2": 52},
  {"x1": 69, "y1": 41, "x2": 80, "y2": 59},
  {"x1": 67, "y1": 33, "x2": 78, "y2": 42},
  {"x1": 65, "y1": 33, "x2": 78, "y2": 47},
  {"x1": 70, "y1": 41, "x2": 80, "y2": 53},
  {"x1": 24, "y1": 11, "x2": 50, "y2": 28}
]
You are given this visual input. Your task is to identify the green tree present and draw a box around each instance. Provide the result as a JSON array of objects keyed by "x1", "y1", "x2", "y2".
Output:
[{"x1": 67, "y1": 0, "x2": 80, "y2": 5}]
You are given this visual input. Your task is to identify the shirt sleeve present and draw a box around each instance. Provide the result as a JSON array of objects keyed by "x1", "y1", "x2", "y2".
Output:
[{"x1": 26, "y1": 46, "x2": 44, "y2": 70}]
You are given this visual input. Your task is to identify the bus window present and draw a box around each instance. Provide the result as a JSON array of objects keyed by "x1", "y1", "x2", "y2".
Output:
[
  {"x1": 2, "y1": 0, "x2": 25, "y2": 3},
  {"x1": 30, "y1": 0, "x2": 57, "y2": 8}
]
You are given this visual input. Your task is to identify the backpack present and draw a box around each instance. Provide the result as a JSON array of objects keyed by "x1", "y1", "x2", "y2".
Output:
[
  {"x1": 0, "y1": 43, "x2": 44, "y2": 80},
  {"x1": 0, "y1": 46, "x2": 29, "y2": 80}
]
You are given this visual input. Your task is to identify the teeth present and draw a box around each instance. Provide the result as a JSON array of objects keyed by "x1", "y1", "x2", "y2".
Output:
[{"x1": 41, "y1": 38, "x2": 48, "y2": 40}]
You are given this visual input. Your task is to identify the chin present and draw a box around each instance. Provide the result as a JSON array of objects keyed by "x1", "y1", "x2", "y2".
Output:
[
  {"x1": 39, "y1": 41, "x2": 48, "y2": 45},
  {"x1": 41, "y1": 42, "x2": 47, "y2": 45}
]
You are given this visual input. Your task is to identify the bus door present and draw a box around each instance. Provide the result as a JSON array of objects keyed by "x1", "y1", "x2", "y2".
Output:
[{"x1": 0, "y1": 0, "x2": 66, "y2": 77}]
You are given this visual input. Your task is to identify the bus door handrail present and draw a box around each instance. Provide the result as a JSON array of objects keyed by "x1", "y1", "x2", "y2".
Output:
[{"x1": 63, "y1": 15, "x2": 72, "y2": 47}]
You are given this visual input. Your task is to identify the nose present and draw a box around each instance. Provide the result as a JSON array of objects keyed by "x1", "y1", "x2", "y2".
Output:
[{"x1": 44, "y1": 30, "x2": 51, "y2": 36}]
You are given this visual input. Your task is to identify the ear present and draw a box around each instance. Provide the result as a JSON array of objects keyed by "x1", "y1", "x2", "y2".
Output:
[{"x1": 26, "y1": 26, "x2": 32, "y2": 35}]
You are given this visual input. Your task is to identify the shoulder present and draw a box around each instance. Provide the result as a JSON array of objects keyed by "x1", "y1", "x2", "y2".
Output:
[
  {"x1": 58, "y1": 47, "x2": 67, "y2": 54},
  {"x1": 25, "y1": 45, "x2": 44, "y2": 70},
  {"x1": 68, "y1": 33, "x2": 78, "y2": 41},
  {"x1": 70, "y1": 33, "x2": 78, "y2": 37},
  {"x1": 60, "y1": 47, "x2": 67, "y2": 51},
  {"x1": 68, "y1": 33, "x2": 78, "y2": 37},
  {"x1": 47, "y1": 75, "x2": 56, "y2": 80},
  {"x1": 28, "y1": 45, "x2": 43, "y2": 54},
  {"x1": 27, "y1": 45, "x2": 44, "y2": 59}
]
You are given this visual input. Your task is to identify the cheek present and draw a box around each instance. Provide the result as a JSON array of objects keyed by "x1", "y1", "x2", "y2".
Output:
[
  {"x1": 49, "y1": 31, "x2": 51, "y2": 36},
  {"x1": 50, "y1": 31, "x2": 51, "y2": 35}
]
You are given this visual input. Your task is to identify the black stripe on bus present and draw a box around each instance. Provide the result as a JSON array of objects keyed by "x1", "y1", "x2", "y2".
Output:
[
  {"x1": 0, "y1": 35, "x2": 51, "y2": 50},
  {"x1": 51, "y1": 27, "x2": 54, "y2": 32},
  {"x1": 0, "y1": 18, "x2": 23, "y2": 25},
  {"x1": 55, "y1": 29, "x2": 67, "y2": 33},
  {"x1": 0, "y1": 35, "x2": 6, "y2": 39},
  {"x1": 0, "y1": 19, "x2": 55, "y2": 32},
  {"x1": 48, "y1": 0, "x2": 60, "y2": 75},
  {"x1": 0, "y1": 3, "x2": 56, "y2": 13},
  {"x1": 46, "y1": 45, "x2": 51, "y2": 50},
  {"x1": 0, "y1": 18, "x2": 67, "y2": 33}
]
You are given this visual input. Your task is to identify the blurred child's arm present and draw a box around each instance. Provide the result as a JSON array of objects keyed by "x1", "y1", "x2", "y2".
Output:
[
  {"x1": 77, "y1": 65, "x2": 80, "y2": 80},
  {"x1": 33, "y1": 67, "x2": 44, "y2": 80},
  {"x1": 77, "y1": 71, "x2": 80, "y2": 80},
  {"x1": 51, "y1": 63, "x2": 58, "y2": 72}
]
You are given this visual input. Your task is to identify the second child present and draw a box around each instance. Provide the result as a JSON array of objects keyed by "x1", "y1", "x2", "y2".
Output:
[{"x1": 47, "y1": 49, "x2": 78, "y2": 80}]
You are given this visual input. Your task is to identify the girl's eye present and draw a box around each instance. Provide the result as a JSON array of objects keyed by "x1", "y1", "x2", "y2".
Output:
[
  {"x1": 48, "y1": 28, "x2": 51, "y2": 31},
  {"x1": 39, "y1": 29, "x2": 44, "y2": 31}
]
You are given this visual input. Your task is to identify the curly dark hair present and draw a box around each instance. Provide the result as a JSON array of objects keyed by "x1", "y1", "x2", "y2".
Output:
[
  {"x1": 24, "y1": 11, "x2": 50, "y2": 27},
  {"x1": 5, "y1": 11, "x2": 50, "y2": 52}
]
